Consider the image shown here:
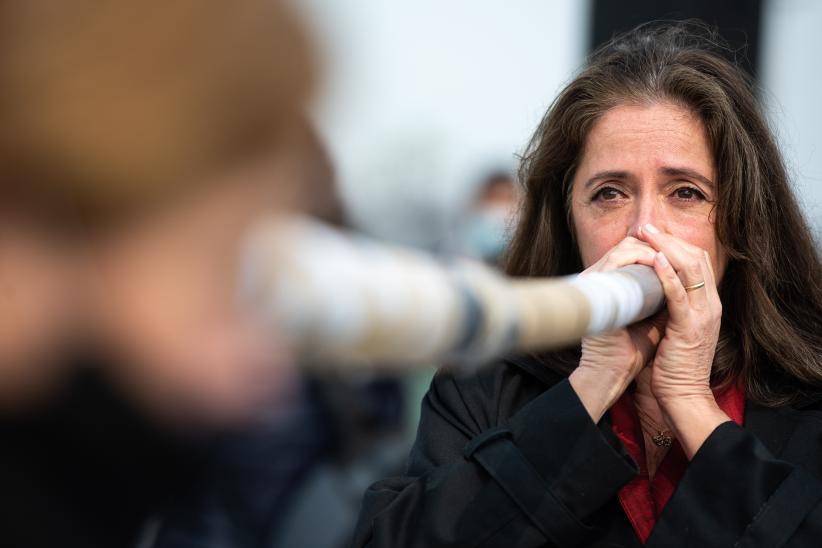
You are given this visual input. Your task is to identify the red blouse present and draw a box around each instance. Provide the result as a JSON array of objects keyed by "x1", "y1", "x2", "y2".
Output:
[{"x1": 609, "y1": 383, "x2": 746, "y2": 543}]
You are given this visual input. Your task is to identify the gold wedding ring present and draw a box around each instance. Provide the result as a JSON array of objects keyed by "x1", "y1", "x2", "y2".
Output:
[{"x1": 684, "y1": 281, "x2": 706, "y2": 291}]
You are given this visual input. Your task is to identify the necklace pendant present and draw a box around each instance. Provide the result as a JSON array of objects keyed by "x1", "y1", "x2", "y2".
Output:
[{"x1": 652, "y1": 432, "x2": 673, "y2": 447}]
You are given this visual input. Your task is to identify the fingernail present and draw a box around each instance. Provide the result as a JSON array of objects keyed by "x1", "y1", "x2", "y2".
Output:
[
  {"x1": 644, "y1": 223, "x2": 660, "y2": 234},
  {"x1": 656, "y1": 251, "x2": 669, "y2": 266}
]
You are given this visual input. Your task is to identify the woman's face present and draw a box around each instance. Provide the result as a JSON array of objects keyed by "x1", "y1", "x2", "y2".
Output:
[{"x1": 570, "y1": 101, "x2": 727, "y2": 282}]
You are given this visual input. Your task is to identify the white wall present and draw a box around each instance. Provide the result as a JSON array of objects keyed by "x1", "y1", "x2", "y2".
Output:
[
  {"x1": 298, "y1": 1, "x2": 590, "y2": 247},
  {"x1": 761, "y1": 0, "x2": 822, "y2": 237},
  {"x1": 295, "y1": 1, "x2": 822, "y2": 244}
]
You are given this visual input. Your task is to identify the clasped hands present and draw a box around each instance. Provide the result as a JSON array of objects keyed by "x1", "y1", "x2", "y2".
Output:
[{"x1": 568, "y1": 224, "x2": 731, "y2": 458}]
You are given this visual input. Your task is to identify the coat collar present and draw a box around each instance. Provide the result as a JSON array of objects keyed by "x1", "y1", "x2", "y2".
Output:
[
  {"x1": 745, "y1": 391, "x2": 822, "y2": 457},
  {"x1": 506, "y1": 353, "x2": 822, "y2": 458},
  {"x1": 744, "y1": 403, "x2": 799, "y2": 457}
]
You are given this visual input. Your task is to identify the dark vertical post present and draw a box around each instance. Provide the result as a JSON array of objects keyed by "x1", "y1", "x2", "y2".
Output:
[{"x1": 590, "y1": 0, "x2": 763, "y2": 77}]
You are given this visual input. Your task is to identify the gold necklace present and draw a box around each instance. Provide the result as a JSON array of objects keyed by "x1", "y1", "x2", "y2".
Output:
[
  {"x1": 650, "y1": 432, "x2": 673, "y2": 447},
  {"x1": 635, "y1": 405, "x2": 674, "y2": 447}
]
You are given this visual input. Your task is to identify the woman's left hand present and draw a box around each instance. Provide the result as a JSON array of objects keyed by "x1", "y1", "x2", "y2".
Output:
[{"x1": 637, "y1": 223, "x2": 731, "y2": 458}]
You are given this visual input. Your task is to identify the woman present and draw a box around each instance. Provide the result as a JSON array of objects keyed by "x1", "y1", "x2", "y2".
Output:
[{"x1": 353, "y1": 21, "x2": 822, "y2": 547}]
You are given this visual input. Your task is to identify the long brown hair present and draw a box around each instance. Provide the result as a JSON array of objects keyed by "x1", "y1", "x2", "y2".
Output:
[{"x1": 505, "y1": 21, "x2": 822, "y2": 407}]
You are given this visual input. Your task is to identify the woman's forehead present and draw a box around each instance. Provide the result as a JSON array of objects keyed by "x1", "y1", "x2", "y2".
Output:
[{"x1": 577, "y1": 102, "x2": 715, "y2": 182}]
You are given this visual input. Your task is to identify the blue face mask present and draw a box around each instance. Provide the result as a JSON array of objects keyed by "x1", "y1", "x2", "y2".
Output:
[{"x1": 460, "y1": 208, "x2": 511, "y2": 262}]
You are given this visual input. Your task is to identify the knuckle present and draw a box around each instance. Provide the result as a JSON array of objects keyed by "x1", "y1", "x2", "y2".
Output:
[
  {"x1": 686, "y1": 258, "x2": 702, "y2": 273},
  {"x1": 670, "y1": 291, "x2": 687, "y2": 305}
]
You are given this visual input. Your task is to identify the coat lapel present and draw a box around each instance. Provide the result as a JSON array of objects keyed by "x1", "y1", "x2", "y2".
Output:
[
  {"x1": 745, "y1": 388, "x2": 822, "y2": 458},
  {"x1": 743, "y1": 402, "x2": 801, "y2": 458}
]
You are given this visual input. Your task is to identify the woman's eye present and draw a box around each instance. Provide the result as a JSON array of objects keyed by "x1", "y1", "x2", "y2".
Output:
[
  {"x1": 673, "y1": 186, "x2": 706, "y2": 201},
  {"x1": 592, "y1": 187, "x2": 623, "y2": 201}
]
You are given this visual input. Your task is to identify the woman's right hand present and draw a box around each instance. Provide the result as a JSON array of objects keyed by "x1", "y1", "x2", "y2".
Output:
[{"x1": 568, "y1": 237, "x2": 665, "y2": 422}]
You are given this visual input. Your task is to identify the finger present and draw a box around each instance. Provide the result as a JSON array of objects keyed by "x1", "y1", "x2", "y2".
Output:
[
  {"x1": 702, "y1": 250, "x2": 716, "y2": 294},
  {"x1": 587, "y1": 238, "x2": 657, "y2": 273},
  {"x1": 687, "y1": 259, "x2": 715, "y2": 312},
  {"x1": 598, "y1": 246, "x2": 658, "y2": 271},
  {"x1": 701, "y1": 250, "x2": 722, "y2": 310},
  {"x1": 703, "y1": 249, "x2": 714, "y2": 277},
  {"x1": 653, "y1": 251, "x2": 690, "y2": 324},
  {"x1": 638, "y1": 224, "x2": 710, "y2": 298},
  {"x1": 702, "y1": 250, "x2": 718, "y2": 291},
  {"x1": 627, "y1": 311, "x2": 666, "y2": 366},
  {"x1": 638, "y1": 224, "x2": 701, "y2": 271}
]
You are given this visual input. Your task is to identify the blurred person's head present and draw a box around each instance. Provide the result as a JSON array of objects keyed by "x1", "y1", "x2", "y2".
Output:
[
  {"x1": 457, "y1": 169, "x2": 518, "y2": 264},
  {"x1": 0, "y1": 0, "x2": 313, "y2": 229},
  {"x1": 0, "y1": 0, "x2": 316, "y2": 424},
  {"x1": 505, "y1": 20, "x2": 822, "y2": 406}
]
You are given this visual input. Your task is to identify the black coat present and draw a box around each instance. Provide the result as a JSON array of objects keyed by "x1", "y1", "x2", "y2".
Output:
[{"x1": 353, "y1": 356, "x2": 822, "y2": 547}]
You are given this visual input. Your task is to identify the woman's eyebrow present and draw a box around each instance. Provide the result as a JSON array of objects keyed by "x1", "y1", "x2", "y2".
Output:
[
  {"x1": 660, "y1": 166, "x2": 714, "y2": 188},
  {"x1": 582, "y1": 167, "x2": 714, "y2": 190},
  {"x1": 583, "y1": 170, "x2": 629, "y2": 189}
]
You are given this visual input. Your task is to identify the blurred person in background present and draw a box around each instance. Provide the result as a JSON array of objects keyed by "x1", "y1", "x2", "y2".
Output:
[
  {"x1": 354, "y1": 21, "x2": 822, "y2": 547},
  {"x1": 154, "y1": 121, "x2": 409, "y2": 548},
  {"x1": 454, "y1": 168, "x2": 519, "y2": 266},
  {"x1": 0, "y1": 0, "x2": 317, "y2": 546}
]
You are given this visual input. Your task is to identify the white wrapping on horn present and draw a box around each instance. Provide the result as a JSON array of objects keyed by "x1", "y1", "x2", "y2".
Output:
[
  {"x1": 238, "y1": 215, "x2": 664, "y2": 368},
  {"x1": 569, "y1": 264, "x2": 664, "y2": 334}
]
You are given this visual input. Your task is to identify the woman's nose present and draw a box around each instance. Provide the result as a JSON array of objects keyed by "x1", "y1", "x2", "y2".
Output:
[{"x1": 626, "y1": 198, "x2": 661, "y2": 238}]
